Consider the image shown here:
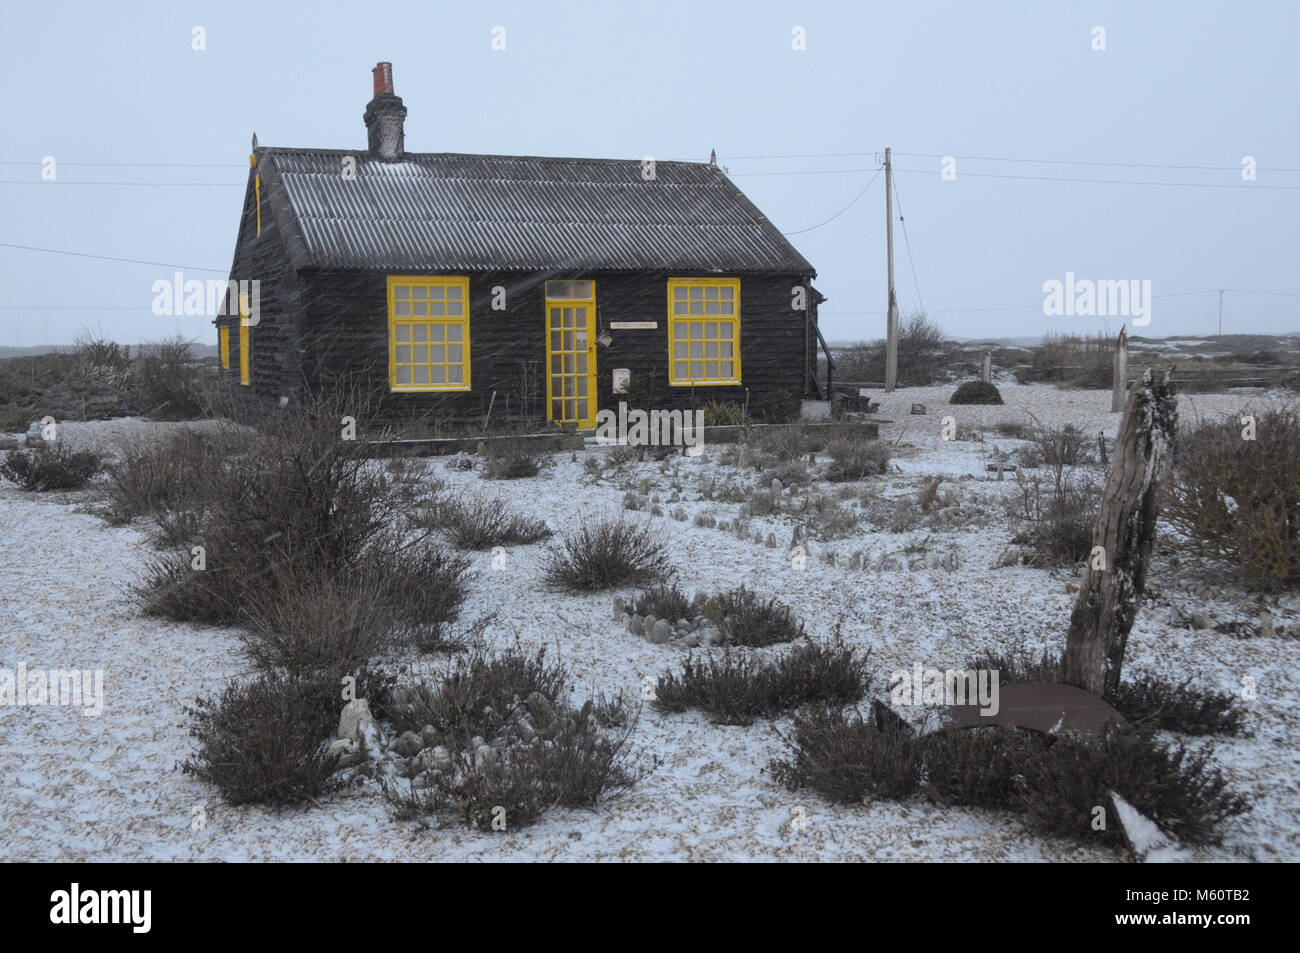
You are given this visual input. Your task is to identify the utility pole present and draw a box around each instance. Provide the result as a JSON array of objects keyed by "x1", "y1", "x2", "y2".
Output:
[
  {"x1": 1217, "y1": 289, "x2": 1224, "y2": 338},
  {"x1": 884, "y1": 147, "x2": 898, "y2": 393}
]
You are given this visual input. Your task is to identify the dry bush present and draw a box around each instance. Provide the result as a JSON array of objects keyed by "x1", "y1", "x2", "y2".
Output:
[
  {"x1": 1163, "y1": 407, "x2": 1300, "y2": 586},
  {"x1": 921, "y1": 727, "x2": 1048, "y2": 811},
  {"x1": 949, "y1": 380, "x2": 1003, "y2": 405},
  {"x1": 826, "y1": 439, "x2": 891, "y2": 482},
  {"x1": 1007, "y1": 466, "x2": 1103, "y2": 565},
  {"x1": 436, "y1": 493, "x2": 552, "y2": 549},
  {"x1": 131, "y1": 335, "x2": 207, "y2": 420},
  {"x1": 542, "y1": 515, "x2": 673, "y2": 591},
  {"x1": 1020, "y1": 725, "x2": 1249, "y2": 846},
  {"x1": 701, "y1": 400, "x2": 749, "y2": 427},
  {"x1": 653, "y1": 642, "x2": 870, "y2": 725},
  {"x1": 181, "y1": 670, "x2": 349, "y2": 807},
  {"x1": 483, "y1": 437, "x2": 554, "y2": 479},
  {"x1": 993, "y1": 419, "x2": 1035, "y2": 440},
  {"x1": 764, "y1": 460, "x2": 812, "y2": 486},
  {"x1": 632, "y1": 583, "x2": 693, "y2": 621},
  {"x1": 836, "y1": 313, "x2": 955, "y2": 387},
  {"x1": 101, "y1": 426, "x2": 247, "y2": 531},
  {"x1": 758, "y1": 425, "x2": 824, "y2": 462},
  {"x1": 769, "y1": 705, "x2": 921, "y2": 803},
  {"x1": 1017, "y1": 332, "x2": 1114, "y2": 389},
  {"x1": 0, "y1": 443, "x2": 101, "y2": 491},
  {"x1": 385, "y1": 648, "x2": 642, "y2": 830},
  {"x1": 718, "y1": 585, "x2": 805, "y2": 646}
]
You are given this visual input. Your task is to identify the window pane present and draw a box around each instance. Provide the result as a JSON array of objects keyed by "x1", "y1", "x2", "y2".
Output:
[
  {"x1": 429, "y1": 286, "x2": 445, "y2": 301},
  {"x1": 705, "y1": 286, "x2": 718, "y2": 300},
  {"x1": 576, "y1": 400, "x2": 587, "y2": 419},
  {"x1": 674, "y1": 322, "x2": 687, "y2": 339},
  {"x1": 413, "y1": 345, "x2": 428, "y2": 363},
  {"x1": 447, "y1": 324, "x2": 462, "y2": 341},
  {"x1": 552, "y1": 400, "x2": 563, "y2": 418},
  {"x1": 432, "y1": 366, "x2": 447, "y2": 384},
  {"x1": 551, "y1": 331, "x2": 561, "y2": 351},
  {"x1": 689, "y1": 301, "x2": 704, "y2": 315},
  {"x1": 448, "y1": 345, "x2": 462, "y2": 363},
  {"x1": 430, "y1": 346, "x2": 444, "y2": 363},
  {"x1": 674, "y1": 342, "x2": 687, "y2": 359},
  {"x1": 720, "y1": 341, "x2": 733, "y2": 358},
  {"x1": 689, "y1": 342, "x2": 703, "y2": 359},
  {"x1": 446, "y1": 286, "x2": 462, "y2": 301},
  {"x1": 395, "y1": 286, "x2": 411, "y2": 301},
  {"x1": 719, "y1": 360, "x2": 733, "y2": 378},
  {"x1": 705, "y1": 361, "x2": 719, "y2": 378},
  {"x1": 564, "y1": 377, "x2": 575, "y2": 397},
  {"x1": 563, "y1": 331, "x2": 574, "y2": 351},
  {"x1": 674, "y1": 303, "x2": 688, "y2": 315},
  {"x1": 576, "y1": 354, "x2": 587, "y2": 373},
  {"x1": 674, "y1": 361, "x2": 688, "y2": 379},
  {"x1": 705, "y1": 342, "x2": 718, "y2": 358},
  {"x1": 395, "y1": 325, "x2": 411, "y2": 342},
  {"x1": 690, "y1": 363, "x2": 704, "y2": 379},
  {"x1": 690, "y1": 323, "x2": 703, "y2": 339},
  {"x1": 411, "y1": 286, "x2": 427, "y2": 300},
  {"x1": 720, "y1": 303, "x2": 734, "y2": 315},
  {"x1": 719, "y1": 323, "x2": 733, "y2": 339},
  {"x1": 396, "y1": 345, "x2": 411, "y2": 363},
  {"x1": 673, "y1": 286, "x2": 687, "y2": 300},
  {"x1": 705, "y1": 322, "x2": 717, "y2": 338},
  {"x1": 720, "y1": 286, "x2": 734, "y2": 300},
  {"x1": 395, "y1": 302, "x2": 411, "y2": 317},
  {"x1": 413, "y1": 366, "x2": 430, "y2": 384},
  {"x1": 412, "y1": 301, "x2": 428, "y2": 316},
  {"x1": 411, "y1": 325, "x2": 426, "y2": 342},
  {"x1": 431, "y1": 302, "x2": 446, "y2": 316},
  {"x1": 564, "y1": 355, "x2": 574, "y2": 374},
  {"x1": 577, "y1": 377, "x2": 587, "y2": 397},
  {"x1": 704, "y1": 302, "x2": 719, "y2": 315},
  {"x1": 449, "y1": 366, "x2": 463, "y2": 384},
  {"x1": 447, "y1": 302, "x2": 462, "y2": 316},
  {"x1": 563, "y1": 308, "x2": 574, "y2": 327},
  {"x1": 396, "y1": 366, "x2": 412, "y2": 384},
  {"x1": 689, "y1": 286, "x2": 703, "y2": 300},
  {"x1": 551, "y1": 355, "x2": 561, "y2": 373}
]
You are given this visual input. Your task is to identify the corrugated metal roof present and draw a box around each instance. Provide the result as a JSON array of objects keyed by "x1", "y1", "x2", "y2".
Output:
[{"x1": 260, "y1": 149, "x2": 814, "y2": 274}]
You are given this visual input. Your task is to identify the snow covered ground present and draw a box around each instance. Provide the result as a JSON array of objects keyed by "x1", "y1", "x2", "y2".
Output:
[{"x1": 1, "y1": 382, "x2": 1297, "y2": 862}]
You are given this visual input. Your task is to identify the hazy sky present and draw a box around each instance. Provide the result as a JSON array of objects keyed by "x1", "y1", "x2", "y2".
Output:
[{"x1": 2, "y1": 0, "x2": 1297, "y2": 347}]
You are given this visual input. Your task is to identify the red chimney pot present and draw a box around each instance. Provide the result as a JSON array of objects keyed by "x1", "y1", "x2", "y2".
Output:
[{"x1": 372, "y1": 62, "x2": 394, "y2": 96}]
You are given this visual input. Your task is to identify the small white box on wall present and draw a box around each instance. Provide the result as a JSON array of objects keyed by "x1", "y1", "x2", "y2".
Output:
[{"x1": 612, "y1": 368, "x2": 630, "y2": 394}]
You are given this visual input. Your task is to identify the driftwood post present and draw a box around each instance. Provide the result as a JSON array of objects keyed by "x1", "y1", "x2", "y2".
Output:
[
  {"x1": 1062, "y1": 368, "x2": 1177, "y2": 698},
  {"x1": 1110, "y1": 327, "x2": 1128, "y2": 413},
  {"x1": 981, "y1": 350, "x2": 992, "y2": 383}
]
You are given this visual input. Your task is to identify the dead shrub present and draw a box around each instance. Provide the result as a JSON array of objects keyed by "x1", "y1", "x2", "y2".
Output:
[
  {"x1": 921, "y1": 727, "x2": 1048, "y2": 812},
  {"x1": 181, "y1": 669, "x2": 348, "y2": 807},
  {"x1": 1164, "y1": 407, "x2": 1300, "y2": 586},
  {"x1": 101, "y1": 426, "x2": 246, "y2": 530},
  {"x1": 436, "y1": 493, "x2": 552, "y2": 550},
  {"x1": 632, "y1": 583, "x2": 693, "y2": 621},
  {"x1": 131, "y1": 335, "x2": 207, "y2": 420},
  {"x1": 1007, "y1": 467, "x2": 1103, "y2": 566},
  {"x1": 542, "y1": 515, "x2": 673, "y2": 591},
  {"x1": 653, "y1": 642, "x2": 870, "y2": 725},
  {"x1": 1020, "y1": 725, "x2": 1249, "y2": 846},
  {"x1": 718, "y1": 585, "x2": 805, "y2": 646},
  {"x1": 769, "y1": 705, "x2": 921, "y2": 803},
  {"x1": 825, "y1": 439, "x2": 891, "y2": 482},
  {"x1": 0, "y1": 442, "x2": 101, "y2": 491},
  {"x1": 482, "y1": 437, "x2": 554, "y2": 479}
]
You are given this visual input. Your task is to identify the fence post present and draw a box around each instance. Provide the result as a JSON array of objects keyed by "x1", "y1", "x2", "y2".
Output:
[
  {"x1": 981, "y1": 350, "x2": 992, "y2": 383},
  {"x1": 1110, "y1": 327, "x2": 1128, "y2": 413},
  {"x1": 1061, "y1": 368, "x2": 1177, "y2": 698}
]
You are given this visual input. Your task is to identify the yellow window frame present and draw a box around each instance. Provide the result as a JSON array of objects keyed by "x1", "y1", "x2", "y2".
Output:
[
  {"x1": 219, "y1": 326, "x2": 230, "y2": 369},
  {"x1": 667, "y1": 277, "x2": 741, "y2": 386},
  {"x1": 387, "y1": 276, "x2": 471, "y2": 392},
  {"x1": 239, "y1": 320, "x2": 250, "y2": 386}
]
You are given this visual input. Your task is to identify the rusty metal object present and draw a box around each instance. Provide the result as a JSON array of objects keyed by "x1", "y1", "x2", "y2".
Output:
[{"x1": 936, "y1": 681, "x2": 1129, "y2": 736}]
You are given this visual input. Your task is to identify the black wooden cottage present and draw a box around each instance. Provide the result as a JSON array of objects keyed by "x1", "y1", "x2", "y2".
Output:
[{"x1": 218, "y1": 62, "x2": 828, "y2": 428}]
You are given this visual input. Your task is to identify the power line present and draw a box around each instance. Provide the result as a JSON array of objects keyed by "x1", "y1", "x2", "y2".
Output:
[
  {"x1": 731, "y1": 166, "x2": 1300, "y2": 189},
  {"x1": 890, "y1": 168, "x2": 924, "y2": 312},
  {"x1": 0, "y1": 241, "x2": 227, "y2": 273},
  {"x1": 781, "y1": 167, "x2": 882, "y2": 236},
  {"x1": 720, "y1": 148, "x2": 1300, "y2": 173},
  {"x1": 0, "y1": 180, "x2": 242, "y2": 186},
  {"x1": 0, "y1": 160, "x2": 246, "y2": 168}
]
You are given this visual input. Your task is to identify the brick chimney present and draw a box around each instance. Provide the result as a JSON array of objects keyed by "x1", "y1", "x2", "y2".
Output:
[{"x1": 363, "y1": 62, "x2": 406, "y2": 160}]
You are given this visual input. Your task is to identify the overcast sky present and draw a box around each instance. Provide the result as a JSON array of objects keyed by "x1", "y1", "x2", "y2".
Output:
[{"x1": 2, "y1": 0, "x2": 1297, "y2": 347}]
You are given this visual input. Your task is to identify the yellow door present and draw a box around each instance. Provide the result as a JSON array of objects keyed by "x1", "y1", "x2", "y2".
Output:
[{"x1": 546, "y1": 299, "x2": 596, "y2": 428}]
